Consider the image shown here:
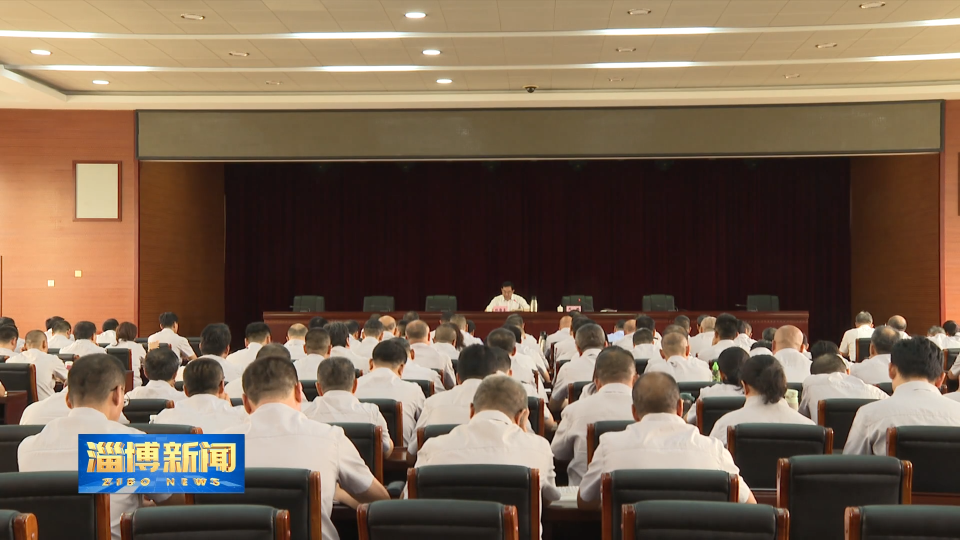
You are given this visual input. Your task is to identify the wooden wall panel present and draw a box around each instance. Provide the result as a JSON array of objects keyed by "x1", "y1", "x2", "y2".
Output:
[
  {"x1": 944, "y1": 101, "x2": 960, "y2": 322},
  {"x1": 850, "y1": 154, "x2": 941, "y2": 334},
  {"x1": 139, "y1": 162, "x2": 224, "y2": 337},
  {"x1": 0, "y1": 110, "x2": 137, "y2": 332}
]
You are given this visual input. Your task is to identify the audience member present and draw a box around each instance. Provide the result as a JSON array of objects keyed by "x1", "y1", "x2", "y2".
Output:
[
  {"x1": 761, "y1": 327, "x2": 777, "y2": 342},
  {"x1": 308, "y1": 316, "x2": 328, "y2": 329},
  {"x1": 631, "y1": 329, "x2": 660, "y2": 360},
  {"x1": 888, "y1": 315, "x2": 909, "y2": 339},
  {"x1": 771, "y1": 325, "x2": 812, "y2": 383},
  {"x1": 686, "y1": 347, "x2": 748, "y2": 424},
  {"x1": 646, "y1": 331, "x2": 711, "y2": 381},
  {"x1": 225, "y1": 322, "x2": 272, "y2": 372},
  {"x1": 355, "y1": 340, "x2": 426, "y2": 446},
  {"x1": 689, "y1": 316, "x2": 716, "y2": 357},
  {"x1": 451, "y1": 314, "x2": 482, "y2": 346},
  {"x1": 850, "y1": 326, "x2": 900, "y2": 384},
  {"x1": 749, "y1": 340, "x2": 773, "y2": 356},
  {"x1": 355, "y1": 319, "x2": 383, "y2": 359},
  {"x1": 555, "y1": 316, "x2": 596, "y2": 361},
  {"x1": 47, "y1": 319, "x2": 73, "y2": 349},
  {"x1": 44, "y1": 316, "x2": 64, "y2": 340},
  {"x1": 488, "y1": 327, "x2": 539, "y2": 389},
  {"x1": 392, "y1": 338, "x2": 445, "y2": 392},
  {"x1": 326, "y1": 322, "x2": 367, "y2": 374},
  {"x1": 96, "y1": 318, "x2": 119, "y2": 346},
  {"x1": 112, "y1": 322, "x2": 146, "y2": 387},
  {"x1": 674, "y1": 315, "x2": 691, "y2": 336},
  {"x1": 182, "y1": 323, "x2": 241, "y2": 383},
  {"x1": 809, "y1": 340, "x2": 841, "y2": 360},
  {"x1": 734, "y1": 320, "x2": 756, "y2": 349},
  {"x1": 432, "y1": 323, "x2": 461, "y2": 360},
  {"x1": 800, "y1": 354, "x2": 888, "y2": 423},
  {"x1": 60, "y1": 321, "x2": 102, "y2": 356},
  {"x1": 378, "y1": 315, "x2": 398, "y2": 340},
  {"x1": 7, "y1": 330, "x2": 67, "y2": 400},
  {"x1": 346, "y1": 320, "x2": 362, "y2": 349},
  {"x1": 607, "y1": 319, "x2": 626, "y2": 343},
  {"x1": 551, "y1": 323, "x2": 607, "y2": 407},
  {"x1": 406, "y1": 320, "x2": 455, "y2": 389},
  {"x1": 839, "y1": 311, "x2": 875, "y2": 358},
  {"x1": 943, "y1": 320, "x2": 960, "y2": 348},
  {"x1": 294, "y1": 328, "x2": 332, "y2": 380},
  {"x1": 284, "y1": 323, "x2": 308, "y2": 361},
  {"x1": 126, "y1": 348, "x2": 186, "y2": 402},
  {"x1": 0, "y1": 325, "x2": 19, "y2": 358},
  {"x1": 506, "y1": 314, "x2": 549, "y2": 374},
  {"x1": 154, "y1": 358, "x2": 247, "y2": 432},
  {"x1": 147, "y1": 312, "x2": 197, "y2": 362},
  {"x1": 0, "y1": 318, "x2": 24, "y2": 352},
  {"x1": 697, "y1": 315, "x2": 742, "y2": 362}
]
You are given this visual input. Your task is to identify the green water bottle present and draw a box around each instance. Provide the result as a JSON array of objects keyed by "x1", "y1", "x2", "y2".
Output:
[{"x1": 711, "y1": 361, "x2": 721, "y2": 383}]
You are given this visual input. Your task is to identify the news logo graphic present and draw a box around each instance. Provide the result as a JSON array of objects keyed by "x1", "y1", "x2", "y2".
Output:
[{"x1": 78, "y1": 434, "x2": 244, "y2": 494}]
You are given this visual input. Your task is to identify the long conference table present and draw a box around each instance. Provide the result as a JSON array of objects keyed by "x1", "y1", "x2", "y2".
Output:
[{"x1": 263, "y1": 311, "x2": 809, "y2": 343}]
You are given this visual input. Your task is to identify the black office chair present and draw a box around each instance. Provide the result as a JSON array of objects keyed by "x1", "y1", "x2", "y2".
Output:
[
  {"x1": 56, "y1": 353, "x2": 78, "y2": 365},
  {"x1": 330, "y1": 423, "x2": 383, "y2": 483},
  {"x1": 0, "y1": 364, "x2": 37, "y2": 405},
  {"x1": 634, "y1": 359, "x2": 648, "y2": 376},
  {"x1": 128, "y1": 424, "x2": 201, "y2": 435},
  {"x1": 134, "y1": 338, "x2": 149, "y2": 347},
  {"x1": 187, "y1": 469, "x2": 317, "y2": 540},
  {"x1": 292, "y1": 295, "x2": 325, "y2": 313},
  {"x1": 174, "y1": 381, "x2": 184, "y2": 391},
  {"x1": 0, "y1": 471, "x2": 110, "y2": 540},
  {"x1": 527, "y1": 397, "x2": 544, "y2": 437},
  {"x1": 0, "y1": 425, "x2": 42, "y2": 473},
  {"x1": 677, "y1": 381, "x2": 716, "y2": 399},
  {"x1": 122, "y1": 505, "x2": 290, "y2": 540},
  {"x1": 561, "y1": 295, "x2": 594, "y2": 312},
  {"x1": 818, "y1": 398, "x2": 880, "y2": 452},
  {"x1": 359, "y1": 398, "x2": 403, "y2": 448},
  {"x1": 416, "y1": 424, "x2": 458, "y2": 453},
  {"x1": 641, "y1": 295, "x2": 676, "y2": 312},
  {"x1": 0, "y1": 509, "x2": 37, "y2": 540},
  {"x1": 555, "y1": 359, "x2": 571, "y2": 377},
  {"x1": 567, "y1": 381, "x2": 591, "y2": 404},
  {"x1": 300, "y1": 380, "x2": 319, "y2": 402},
  {"x1": 602, "y1": 469, "x2": 739, "y2": 540},
  {"x1": 728, "y1": 423, "x2": 833, "y2": 490},
  {"x1": 695, "y1": 396, "x2": 745, "y2": 436},
  {"x1": 105, "y1": 348, "x2": 132, "y2": 370},
  {"x1": 586, "y1": 420, "x2": 633, "y2": 464},
  {"x1": 425, "y1": 296, "x2": 457, "y2": 312},
  {"x1": 945, "y1": 348, "x2": 960, "y2": 371},
  {"x1": 230, "y1": 398, "x2": 243, "y2": 407},
  {"x1": 186, "y1": 338, "x2": 202, "y2": 358},
  {"x1": 876, "y1": 382, "x2": 893, "y2": 395},
  {"x1": 623, "y1": 500, "x2": 788, "y2": 540},
  {"x1": 363, "y1": 296, "x2": 395, "y2": 312},
  {"x1": 122, "y1": 399, "x2": 174, "y2": 423},
  {"x1": 777, "y1": 455, "x2": 912, "y2": 540},
  {"x1": 357, "y1": 500, "x2": 518, "y2": 540},
  {"x1": 408, "y1": 465, "x2": 537, "y2": 540},
  {"x1": 746, "y1": 295, "x2": 779, "y2": 312},
  {"x1": 855, "y1": 338, "x2": 872, "y2": 363},
  {"x1": 886, "y1": 425, "x2": 960, "y2": 504},
  {"x1": 408, "y1": 379, "x2": 435, "y2": 398},
  {"x1": 844, "y1": 505, "x2": 960, "y2": 540},
  {"x1": 46, "y1": 348, "x2": 60, "y2": 356}
]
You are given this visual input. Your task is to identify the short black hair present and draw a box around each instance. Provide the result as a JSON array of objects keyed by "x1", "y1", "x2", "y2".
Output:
[
  {"x1": 0, "y1": 317, "x2": 15, "y2": 328},
  {"x1": 372, "y1": 340, "x2": 407, "y2": 367},
  {"x1": 45, "y1": 316, "x2": 64, "y2": 331},
  {"x1": 52, "y1": 320, "x2": 71, "y2": 334},
  {"x1": 101, "y1": 319, "x2": 119, "y2": 333},
  {"x1": 457, "y1": 344, "x2": 505, "y2": 380},
  {"x1": 872, "y1": 326, "x2": 900, "y2": 355},
  {"x1": 440, "y1": 311, "x2": 455, "y2": 323},
  {"x1": 243, "y1": 356, "x2": 299, "y2": 404},
  {"x1": 811, "y1": 354, "x2": 847, "y2": 375},
  {"x1": 117, "y1": 322, "x2": 138, "y2": 342},
  {"x1": 318, "y1": 357, "x2": 356, "y2": 392},
  {"x1": 891, "y1": 336, "x2": 943, "y2": 382},
  {"x1": 501, "y1": 325, "x2": 522, "y2": 343},
  {"x1": 183, "y1": 358, "x2": 224, "y2": 395},
  {"x1": 595, "y1": 347, "x2": 636, "y2": 384},
  {"x1": 159, "y1": 312, "x2": 179, "y2": 328},
  {"x1": 945, "y1": 320, "x2": 958, "y2": 336},
  {"x1": 403, "y1": 311, "x2": 420, "y2": 322},
  {"x1": 633, "y1": 372, "x2": 679, "y2": 416},
  {"x1": 751, "y1": 340, "x2": 772, "y2": 351},
  {"x1": 74, "y1": 321, "x2": 96, "y2": 340},
  {"x1": 308, "y1": 316, "x2": 328, "y2": 329},
  {"x1": 405, "y1": 320, "x2": 429, "y2": 341},
  {"x1": 487, "y1": 328, "x2": 517, "y2": 353},
  {"x1": 576, "y1": 323, "x2": 607, "y2": 350},
  {"x1": 256, "y1": 343, "x2": 291, "y2": 360},
  {"x1": 245, "y1": 322, "x2": 271, "y2": 343},
  {"x1": 0, "y1": 325, "x2": 18, "y2": 344},
  {"x1": 809, "y1": 340, "x2": 840, "y2": 359},
  {"x1": 505, "y1": 314, "x2": 524, "y2": 328},
  {"x1": 467, "y1": 320, "x2": 476, "y2": 333},
  {"x1": 200, "y1": 323, "x2": 231, "y2": 356},
  {"x1": 346, "y1": 320, "x2": 360, "y2": 335},
  {"x1": 634, "y1": 315, "x2": 655, "y2": 332},
  {"x1": 717, "y1": 347, "x2": 748, "y2": 387},
  {"x1": 741, "y1": 355, "x2": 787, "y2": 404},
  {"x1": 143, "y1": 348, "x2": 180, "y2": 381},
  {"x1": 501, "y1": 281, "x2": 514, "y2": 288},
  {"x1": 674, "y1": 315, "x2": 690, "y2": 330},
  {"x1": 697, "y1": 314, "x2": 708, "y2": 325},
  {"x1": 715, "y1": 316, "x2": 739, "y2": 340},
  {"x1": 325, "y1": 322, "x2": 351, "y2": 347},
  {"x1": 68, "y1": 354, "x2": 125, "y2": 406},
  {"x1": 761, "y1": 327, "x2": 777, "y2": 341},
  {"x1": 737, "y1": 320, "x2": 751, "y2": 334},
  {"x1": 633, "y1": 328, "x2": 654, "y2": 345},
  {"x1": 305, "y1": 328, "x2": 331, "y2": 355},
  {"x1": 363, "y1": 319, "x2": 384, "y2": 338}
]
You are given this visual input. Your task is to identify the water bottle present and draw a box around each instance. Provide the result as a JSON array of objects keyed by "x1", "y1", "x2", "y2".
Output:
[
  {"x1": 530, "y1": 296, "x2": 538, "y2": 312},
  {"x1": 784, "y1": 389, "x2": 800, "y2": 411},
  {"x1": 711, "y1": 361, "x2": 721, "y2": 383}
]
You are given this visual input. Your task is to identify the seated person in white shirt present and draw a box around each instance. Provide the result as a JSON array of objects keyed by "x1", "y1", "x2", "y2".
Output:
[
  {"x1": 888, "y1": 315, "x2": 909, "y2": 339},
  {"x1": 488, "y1": 327, "x2": 539, "y2": 390},
  {"x1": 416, "y1": 374, "x2": 561, "y2": 535},
  {"x1": 551, "y1": 322, "x2": 608, "y2": 409},
  {"x1": 505, "y1": 314, "x2": 549, "y2": 374},
  {"x1": 147, "y1": 312, "x2": 197, "y2": 362},
  {"x1": 555, "y1": 315, "x2": 592, "y2": 361},
  {"x1": 225, "y1": 321, "x2": 272, "y2": 373},
  {"x1": 646, "y1": 331, "x2": 712, "y2": 382},
  {"x1": 304, "y1": 357, "x2": 393, "y2": 456},
  {"x1": 96, "y1": 319, "x2": 119, "y2": 346},
  {"x1": 613, "y1": 318, "x2": 638, "y2": 350},
  {"x1": 60, "y1": 321, "x2": 105, "y2": 357},
  {"x1": 221, "y1": 355, "x2": 391, "y2": 525},
  {"x1": 845, "y1": 337, "x2": 960, "y2": 455},
  {"x1": 631, "y1": 329, "x2": 661, "y2": 361},
  {"x1": 943, "y1": 320, "x2": 960, "y2": 349},
  {"x1": 406, "y1": 320, "x2": 455, "y2": 389},
  {"x1": 850, "y1": 326, "x2": 901, "y2": 385},
  {"x1": 578, "y1": 371, "x2": 757, "y2": 508},
  {"x1": 686, "y1": 347, "x2": 749, "y2": 424},
  {"x1": 709, "y1": 355, "x2": 814, "y2": 446},
  {"x1": 18, "y1": 354, "x2": 183, "y2": 540},
  {"x1": 432, "y1": 323, "x2": 462, "y2": 361},
  {"x1": 688, "y1": 316, "x2": 716, "y2": 358},
  {"x1": 44, "y1": 315, "x2": 63, "y2": 340},
  {"x1": 126, "y1": 348, "x2": 186, "y2": 402},
  {"x1": 800, "y1": 354, "x2": 888, "y2": 423},
  {"x1": 113, "y1": 322, "x2": 146, "y2": 387},
  {"x1": 355, "y1": 319, "x2": 383, "y2": 360},
  {"x1": 284, "y1": 323, "x2": 308, "y2": 361},
  {"x1": 451, "y1": 314, "x2": 482, "y2": 346},
  {"x1": 355, "y1": 340, "x2": 427, "y2": 447},
  {"x1": 347, "y1": 320, "x2": 363, "y2": 349},
  {"x1": 0, "y1": 325, "x2": 20, "y2": 358},
  {"x1": 326, "y1": 321, "x2": 368, "y2": 375},
  {"x1": 392, "y1": 338, "x2": 445, "y2": 393},
  {"x1": 7, "y1": 330, "x2": 67, "y2": 400},
  {"x1": 154, "y1": 358, "x2": 247, "y2": 432},
  {"x1": 735, "y1": 321, "x2": 756, "y2": 350},
  {"x1": 0, "y1": 318, "x2": 24, "y2": 353},
  {"x1": 485, "y1": 281, "x2": 531, "y2": 312},
  {"x1": 545, "y1": 314, "x2": 574, "y2": 352},
  {"x1": 697, "y1": 315, "x2": 743, "y2": 363},
  {"x1": 225, "y1": 343, "x2": 292, "y2": 399},
  {"x1": 616, "y1": 315, "x2": 659, "y2": 350},
  {"x1": 928, "y1": 326, "x2": 947, "y2": 349},
  {"x1": 771, "y1": 325, "x2": 812, "y2": 383},
  {"x1": 181, "y1": 323, "x2": 242, "y2": 383},
  {"x1": 839, "y1": 311, "x2": 875, "y2": 358},
  {"x1": 552, "y1": 347, "x2": 637, "y2": 486},
  {"x1": 294, "y1": 328, "x2": 332, "y2": 381},
  {"x1": 749, "y1": 340, "x2": 773, "y2": 357},
  {"x1": 674, "y1": 315, "x2": 692, "y2": 337},
  {"x1": 47, "y1": 319, "x2": 74, "y2": 350},
  {"x1": 607, "y1": 319, "x2": 626, "y2": 344},
  {"x1": 378, "y1": 316, "x2": 399, "y2": 340}
]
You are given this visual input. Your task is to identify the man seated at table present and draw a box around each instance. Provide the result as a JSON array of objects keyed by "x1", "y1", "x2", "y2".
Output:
[
  {"x1": 644, "y1": 331, "x2": 712, "y2": 381},
  {"x1": 154, "y1": 358, "x2": 247, "y2": 432},
  {"x1": 800, "y1": 354, "x2": 888, "y2": 424},
  {"x1": 406, "y1": 320, "x2": 456, "y2": 389},
  {"x1": 850, "y1": 326, "x2": 900, "y2": 385},
  {"x1": 578, "y1": 372, "x2": 756, "y2": 508},
  {"x1": 294, "y1": 328, "x2": 332, "y2": 381},
  {"x1": 7, "y1": 330, "x2": 67, "y2": 400},
  {"x1": 284, "y1": 323, "x2": 308, "y2": 361},
  {"x1": 355, "y1": 340, "x2": 426, "y2": 447},
  {"x1": 125, "y1": 348, "x2": 186, "y2": 402},
  {"x1": 485, "y1": 281, "x2": 530, "y2": 312},
  {"x1": 554, "y1": 315, "x2": 593, "y2": 361},
  {"x1": 550, "y1": 323, "x2": 607, "y2": 409},
  {"x1": 59, "y1": 321, "x2": 104, "y2": 357}
]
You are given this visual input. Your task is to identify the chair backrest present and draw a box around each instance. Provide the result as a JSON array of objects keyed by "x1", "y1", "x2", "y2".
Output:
[
  {"x1": 186, "y1": 338, "x2": 202, "y2": 358},
  {"x1": 0, "y1": 509, "x2": 37, "y2": 540},
  {"x1": 527, "y1": 397, "x2": 544, "y2": 436},
  {"x1": 0, "y1": 364, "x2": 37, "y2": 405},
  {"x1": 555, "y1": 359, "x2": 571, "y2": 377},
  {"x1": 408, "y1": 464, "x2": 536, "y2": 540},
  {"x1": 728, "y1": 423, "x2": 833, "y2": 489},
  {"x1": 122, "y1": 505, "x2": 289, "y2": 540},
  {"x1": 778, "y1": 455, "x2": 911, "y2": 540},
  {"x1": 695, "y1": 396, "x2": 746, "y2": 435},
  {"x1": 230, "y1": 398, "x2": 243, "y2": 407},
  {"x1": 641, "y1": 295, "x2": 675, "y2": 312},
  {"x1": 746, "y1": 295, "x2": 779, "y2": 312},
  {"x1": 945, "y1": 349, "x2": 960, "y2": 372},
  {"x1": 174, "y1": 381, "x2": 184, "y2": 392},
  {"x1": 408, "y1": 379, "x2": 435, "y2": 398},
  {"x1": 622, "y1": 500, "x2": 787, "y2": 540},
  {"x1": 844, "y1": 505, "x2": 960, "y2": 540},
  {"x1": 358, "y1": 500, "x2": 518, "y2": 540},
  {"x1": 818, "y1": 399, "x2": 880, "y2": 451},
  {"x1": 122, "y1": 399, "x2": 174, "y2": 424},
  {"x1": 567, "y1": 381, "x2": 591, "y2": 404},
  {"x1": 633, "y1": 359, "x2": 647, "y2": 376},
  {"x1": 300, "y1": 380, "x2": 319, "y2": 402},
  {"x1": 0, "y1": 471, "x2": 110, "y2": 540},
  {"x1": 330, "y1": 422, "x2": 383, "y2": 482},
  {"x1": 677, "y1": 381, "x2": 716, "y2": 399},
  {"x1": 417, "y1": 424, "x2": 458, "y2": 452},
  {"x1": 359, "y1": 398, "x2": 403, "y2": 447},
  {"x1": 603, "y1": 469, "x2": 738, "y2": 540},
  {"x1": 425, "y1": 296, "x2": 457, "y2": 312},
  {"x1": 188, "y1": 469, "x2": 317, "y2": 540},
  {"x1": 0, "y1": 425, "x2": 43, "y2": 473},
  {"x1": 855, "y1": 338, "x2": 872, "y2": 363},
  {"x1": 128, "y1": 424, "x2": 201, "y2": 435},
  {"x1": 46, "y1": 348, "x2": 59, "y2": 356},
  {"x1": 363, "y1": 296, "x2": 395, "y2": 312},
  {"x1": 876, "y1": 382, "x2": 893, "y2": 395},
  {"x1": 293, "y1": 295, "x2": 325, "y2": 313},
  {"x1": 134, "y1": 338, "x2": 149, "y2": 346},
  {"x1": 887, "y1": 426, "x2": 960, "y2": 499},
  {"x1": 561, "y1": 295, "x2": 594, "y2": 312},
  {"x1": 586, "y1": 420, "x2": 634, "y2": 464},
  {"x1": 105, "y1": 348, "x2": 132, "y2": 369},
  {"x1": 57, "y1": 354, "x2": 78, "y2": 364}
]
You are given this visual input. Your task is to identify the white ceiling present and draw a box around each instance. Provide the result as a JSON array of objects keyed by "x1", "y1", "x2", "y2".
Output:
[{"x1": 2, "y1": 0, "x2": 960, "y2": 109}]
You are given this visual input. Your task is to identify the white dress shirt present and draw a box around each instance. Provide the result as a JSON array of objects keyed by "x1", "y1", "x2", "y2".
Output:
[
  {"x1": 331, "y1": 345, "x2": 369, "y2": 374},
  {"x1": 284, "y1": 339, "x2": 306, "y2": 361},
  {"x1": 850, "y1": 354, "x2": 892, "y2": 385},
  {"x1": 614, "y1": 333, "x2": 635, "y2": 351},
  {"x1": 749, "y1": 347, "x2": 773, "y2": 357},
  {"x1": 510, "y1": 352, "x2": 539, "y2": 389},
  {"x1": 688, "y1": 331, "x2": 715, "y2": 358},
  {"x1": 126, "y1": 380, "x2": 186, "y2": 403},
  {"x1": 432, "y1": 342, "x2": 460, "y2": 361},
  {"x1": 95, "y1": 330, "x2": 117, "y2": 346},
  {"x1": 698, "y1": 339, "x2": 747, "y2": 363},
  {"x1": 400, "y1": 361, "x2": 445, "y2": 394},
  {"x1": 355, "y1": 368, "x2": 425, "y2": 446},
  {"x1": 550, "y1": 383, "x2": 634, "y2": 486},
  {"x1": 709, "y1": 395, "x2": 814, "y2": 445},
  {"x1": 147, "y1": 327, "x2": 195, "y2": 361},
  {"x1": 943, "y1": 335, "x2": 960, "y2": 350},
  {"x1": 46, "y1": 334, "x2": 74, "y2": 349},
  {"x1": 303, "y1": 390, "x2": 392, "y2": 455},
  {"x1": 225, "y1": 342, "x2": 263, "y2": 374},
  {"x1": 555, "y1": 338, "x2": 580, "y2": 361},
  {"x1": 632, "y1": 343, "x2": 661, "y2": 360},
  {"x1": 152, "y1": 393, "x2": 248, "y2": 432},
  {"x1": 19, "y1": 391, "x2": 131, "y2": 425},
  {"x1": 484, "y1": 295, "x2": 530, "y2": 312},
  {"x1": 774, "y1": 349, "x2": 813, "y2": 383},
  {"x1": 410, "y1": 343, "x2": 455, "y2": 388},
  {"x1": 685, "y1": 384, "x2": 744, "y2": 424},
  {"x1": 355, "y1": 337, "x2": 381, "y2": 360},
  {"x1": 112, "y1": 340, "x2": 146, "y2": 387},
  {"x1": 545, "y1": 328, "x2": 573, "y2": 351},
  {"x1": 59, "y1": 339, "x2": 103, "y2": 357},
  {"x1": 839, "y1": 325, "x2": 875, "y2": 358},
  {"x1": 799, "y1": 373, "x2": 888, "y2": 423},
  {"x1": 294, "y1": 354, "x2": 327, "y2": 381},
  {"x1": 416, "y1": 409, "x2": 560, "y2": 538},
  {"x1": 18, "y1": 408, "x2": 169, "y2": 540},
  {"x1": 6, "y1": 348, "x2": 68, "y2": 400},
  {"x1": 579, "y1": 413, "x2": 753, "y2": 504},
  {"x1": 177, "y1": 354, "x2": 242, "y2": 384},
  {"x1": 408, "y1": 378, "x2": 482, "y2": 455},
  {"x1": 844, "y1": 381, "x2": 960, "y2": 455},
  {"x1": 552, "y1": 348, "x2": 602, "y2": 404},
  {"x1": 219, "y1": 403, "x2": 375, "y2": 540},
  {"x1": 734, "y1": 334, "x2": 756, "y2": 350},
  {"x1": 645, "y1": 355, "x2": 712, "y2": 382}
]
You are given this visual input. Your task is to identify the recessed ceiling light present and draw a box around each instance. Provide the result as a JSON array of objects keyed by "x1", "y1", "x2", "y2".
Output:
[
  {"x1": 422, "y1": 49, "x2": 441, "y2": 56},
  {"x1": 608, "y1": 77, "x2": 624, "y2": 82},
  {"x1": 405, "y1": 12, "x2": 426, "y2": 19},
  {"x1": 616, "y1": 47, "x2": 636, "y2": 53},
  {"x1": 265, "y1": 80, "x2": 282, "y2": 85},
  {"x1": 859, "y1": 1, "x2": 885, "y2": 8},
  {"x1": 92, "y1": 80, "x2": 109, "y2": 85},
  {"x1": 180, "y1": 13, "x2": 205, "y2": 20},
  {"x1": 783, "y1": 73, "x2": 800, "y2": 79},
  {"x1": 30, "y1": 49, "x2": 51, "y2": 56},
  {"x1": 627, "y1": 8, "x2": 652, "y2": 15},
  {"x1": 228, "y1": 51, "x2": 249, "y2": 57},
  {"x1": 436, "y1": 78, "x2": 453, "y2": 84},
  {"x1": 815, "y1": 42, "x2": 838, "y2": 49}
]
